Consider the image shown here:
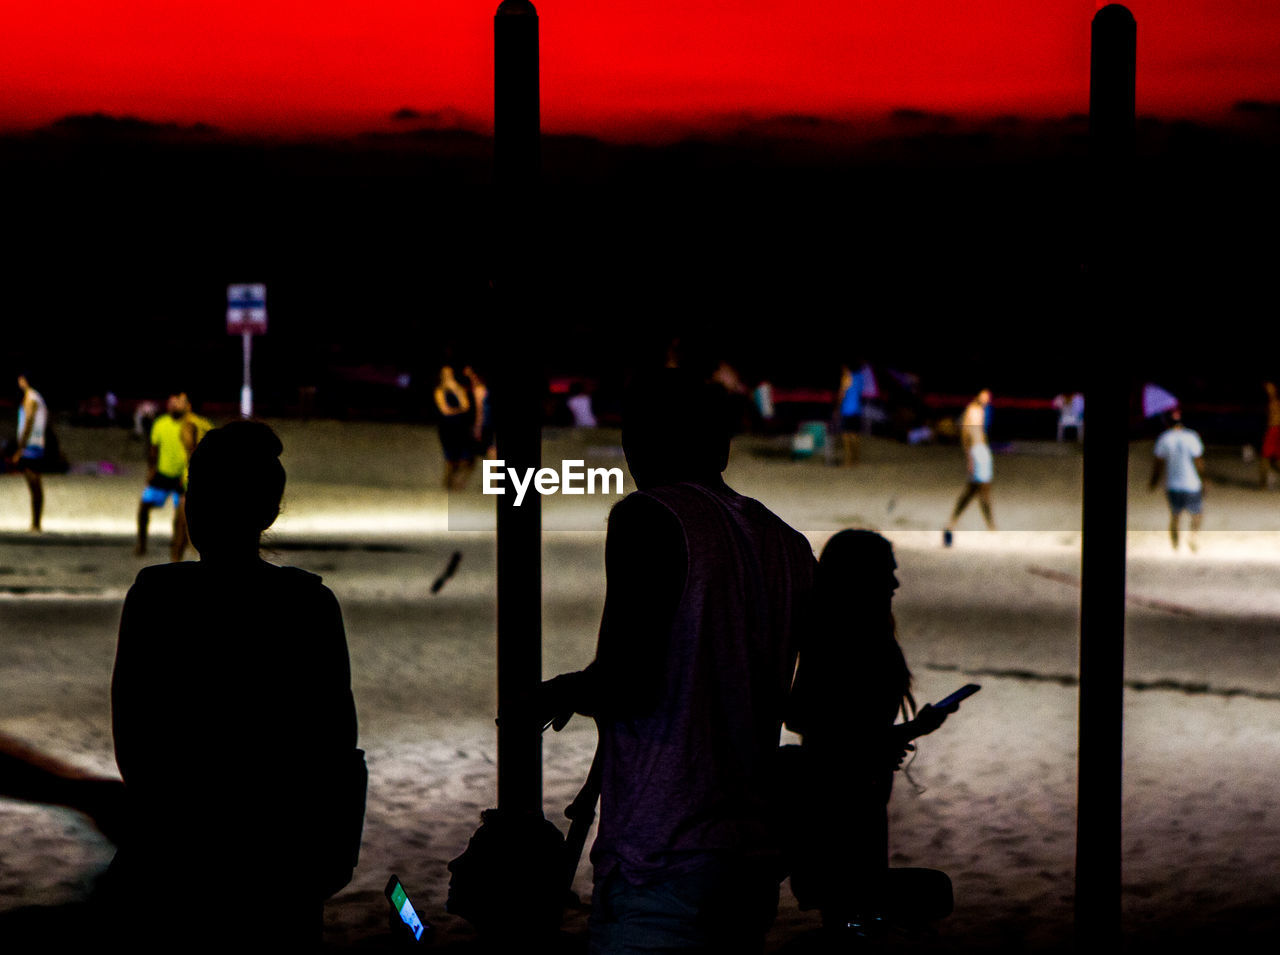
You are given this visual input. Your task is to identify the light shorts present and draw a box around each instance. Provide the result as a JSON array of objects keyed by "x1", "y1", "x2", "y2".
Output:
[
  {"x1": 1166, "y1": 489, "x2": 1203, "y2": 515},
  {"x1": 969, "y1": 444, "x2": 993, "y2": 484}
]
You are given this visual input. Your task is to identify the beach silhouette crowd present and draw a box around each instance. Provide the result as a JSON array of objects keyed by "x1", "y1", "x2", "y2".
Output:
[
  {"x1": 0, "y1": 360, "x2": 1000, "y2": 953},
  {"x1": 4, "y1": 348, "x2": 1276, "y2": 951}
]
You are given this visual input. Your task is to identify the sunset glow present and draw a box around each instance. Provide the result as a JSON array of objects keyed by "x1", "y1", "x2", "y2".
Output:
[{"x1": 1, "y1": 1, "x2": 1277, "y2": 138}]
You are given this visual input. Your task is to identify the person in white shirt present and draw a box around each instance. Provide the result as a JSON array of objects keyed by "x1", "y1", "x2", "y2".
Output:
[
  {"x1": 566, "y1": 382, "x2": 597, "y2": 427},
  {"x1": 1150, "y1": 408, "x2": 1205, "y2": 552}
]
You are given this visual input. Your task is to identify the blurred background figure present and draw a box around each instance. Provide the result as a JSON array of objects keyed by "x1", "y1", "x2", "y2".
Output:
[
  {"x1": 566, "y1": 381, "x2": 597, "y2": 427},
  {"x1": 1150, "y1": 408, "x2": 1205, "y2": 552},
  {"x1": 836, "y1": 361, "x2": 867, "y2": 466},
  {"x1": 1053, "y1": 391, "x2": 1085, "y2": 442},
  {"x1": 709, "y1": 358, "x2": 750, "y2": 435},
  {"x1": 463, "y1": 365, "x2": 496, "y2": 461},
  {"x1": 752, "y1": 379, "x2": 777, "y2": 432},
  {"x1": 944, "y1": 389, "x2": 996, "y2": 545},
  {"x1": 8, "y1": 374, "x2": 49, "y2": 531},
  {"x1": 182, "y1": 394, "x2": 214, "y2": 455},
  {"x1": 1259, "y1": 382, "x2": 1280, "y2": 489},
  {"x1": 131, "y1": 399, "x2": 159, "y2": 442},
  {"x1": 434, "y1": 365, "x2": 474, "y2": 490},
  {"x1": 135, "y1": 392, "x2": 198, "y2": 561}
]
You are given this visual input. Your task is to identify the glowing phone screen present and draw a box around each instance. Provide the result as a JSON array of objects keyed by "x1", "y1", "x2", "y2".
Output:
[{"x1": 389, "y1": 881, "x2": 425, "y2": 941}]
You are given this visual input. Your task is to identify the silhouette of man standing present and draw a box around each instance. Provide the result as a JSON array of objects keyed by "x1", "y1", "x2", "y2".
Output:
[{"x1": 539, "y1": 368, "x2": 816, "y2": 954}]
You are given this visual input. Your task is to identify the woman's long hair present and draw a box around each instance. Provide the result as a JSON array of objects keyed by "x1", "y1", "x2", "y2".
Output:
[{"x1": 815, "y1": 529, "x2": 917, "y2": 723}]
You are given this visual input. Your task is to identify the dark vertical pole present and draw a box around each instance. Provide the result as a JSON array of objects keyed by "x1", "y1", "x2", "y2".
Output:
[
  {"x1": 1077, "y1": 5, "x2": 1135, "y2": 951},
  {"x1": 493, "y1": 0, "x2": 542, "y2": 817},
  {"x1": 1089, "y1": 6, "x2": 1136, "y2": 173},
  {"x1": 495, "y1": 0, "x2": 540, "y2": 188}
]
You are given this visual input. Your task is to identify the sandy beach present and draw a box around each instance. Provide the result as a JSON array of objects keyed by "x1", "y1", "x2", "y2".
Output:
[{"x1": 3, "y1": 419, "x2": 1279, "y2": 952}]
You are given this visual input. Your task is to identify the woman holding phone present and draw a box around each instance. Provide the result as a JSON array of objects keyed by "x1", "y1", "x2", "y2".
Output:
[{"x1": 785, "y1": 529, "x2": 962, "y2": 936}]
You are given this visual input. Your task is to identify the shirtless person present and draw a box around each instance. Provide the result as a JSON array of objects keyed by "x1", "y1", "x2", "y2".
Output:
[{"x1": 944, "y1": 389, "x2": 996, "y2": 546}]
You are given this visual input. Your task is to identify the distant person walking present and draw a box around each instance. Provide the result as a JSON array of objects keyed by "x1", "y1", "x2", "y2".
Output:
[
  {"x1": 534, "y1": 368, "x2": 817, "y2": 954},
  {"x1": 786, "y1": 530, "x2": 957, "y2": 934},
  {"x1": 837, "y1": 362, "x2": 867, "y2": 466},
  {"x1": 1151, "y1": 408, "x2": 1205, "y2": 552},
  {"x1": 136, "y1": 393, "x2": 199, "y2": 560},
  {"x1": 434, "y1": 365, "x2": 474, "y2": 490},
  {"x1": 9, "y1": 374, "x2": 48, "y2": 532},
  {"x1": 944, "y1": 389, "x2": 996, "y2": 545},
  {"x1": 107, "y1": 421, "x2": 364, "y2": 951},
  {"x1": 1259, "y1": 382, "x2": 1280, "y2": 489}
]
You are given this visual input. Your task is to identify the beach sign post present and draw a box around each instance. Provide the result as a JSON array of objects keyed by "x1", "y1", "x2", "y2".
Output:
[{"x1": 227, "y1": 283, "x2": 267, "y2": 418}]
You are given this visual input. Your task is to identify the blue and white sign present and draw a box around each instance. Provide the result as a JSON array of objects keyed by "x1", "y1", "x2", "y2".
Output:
[{"x1": 227, "y1": 283, "x2": 267, "y2": 335}]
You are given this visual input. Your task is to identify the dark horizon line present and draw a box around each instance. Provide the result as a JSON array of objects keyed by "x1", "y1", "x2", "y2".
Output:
[{"x1": 3, "y1": 98, "x2": 1278, "y2": 146}]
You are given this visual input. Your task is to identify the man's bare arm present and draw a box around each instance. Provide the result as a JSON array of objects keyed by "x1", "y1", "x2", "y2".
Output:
[{"x1": 537, "y1": 493, "x2": 686, "y2": 726}]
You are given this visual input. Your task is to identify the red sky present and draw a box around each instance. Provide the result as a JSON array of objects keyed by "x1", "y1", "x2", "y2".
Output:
[{"x1": 2, "y1": 1, "x2": 1278, "y2": 139}]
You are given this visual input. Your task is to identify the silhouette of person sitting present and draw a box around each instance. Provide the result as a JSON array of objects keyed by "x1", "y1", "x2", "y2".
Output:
[
  {"x1": 785, "y1": 530, "x2": 956, "y2": 935},
  {"x1": 105, "y1": 420, "x2": 363, "y2": 951},
  {"x1": 536, "y1": 367, "x2": 817, "y2": 954}
]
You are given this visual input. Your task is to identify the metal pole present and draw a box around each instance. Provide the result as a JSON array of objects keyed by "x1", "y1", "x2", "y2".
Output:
[
  {"x1": 1089, "y1": 6, "x2": 1137, "y2": 172},
  {"x1": 493, "y1": 0, "x2": 542, "y2": 817},
  {"x1": 1076, "y1": 6, "x2": 1135, "y2": 950},
  {"x1": 495, "y1": 0, "x2": 540, "y2": 189},
  {"x1": 241, "y1": 330, "x2": 253, "y2": 418},
  {"x1": 442, "y1": 10, "x2": 553, "y2": 940}
]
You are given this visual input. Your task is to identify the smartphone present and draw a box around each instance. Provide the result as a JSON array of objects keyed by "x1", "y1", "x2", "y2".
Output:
[
  {"x1": 385, "y1": 874, "x2": 430, "y2": 942},
  {"x1": 933, "y1": 683, "x2": 981, "y2": 710}
]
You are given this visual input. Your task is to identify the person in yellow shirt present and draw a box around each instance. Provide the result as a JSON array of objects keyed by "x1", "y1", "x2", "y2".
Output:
[{"x1": 136, "y1": 393, "x2": 206, "y2": 560}]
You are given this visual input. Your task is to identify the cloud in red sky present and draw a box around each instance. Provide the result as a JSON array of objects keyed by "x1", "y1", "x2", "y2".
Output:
[{"x1": 1, "y1": 1, "x2": 1278, "y2": 138}]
